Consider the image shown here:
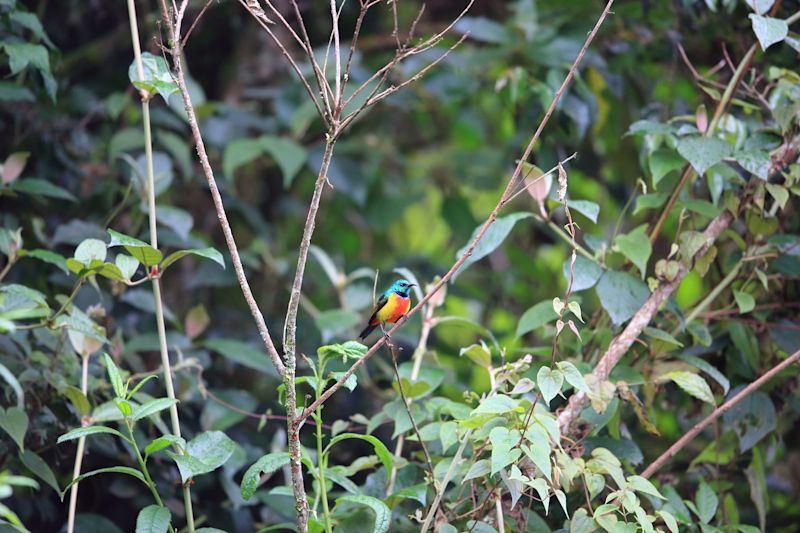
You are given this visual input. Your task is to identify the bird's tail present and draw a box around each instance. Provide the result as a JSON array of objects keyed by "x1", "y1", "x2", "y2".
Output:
[{"x1": 358, "y1": 323, "x2": 377, "y2": 340}]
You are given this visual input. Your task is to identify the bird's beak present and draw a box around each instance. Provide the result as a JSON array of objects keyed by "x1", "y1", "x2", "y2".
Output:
[{"x1": 409, "y1": 283, "x2": 416, "y2": 287}]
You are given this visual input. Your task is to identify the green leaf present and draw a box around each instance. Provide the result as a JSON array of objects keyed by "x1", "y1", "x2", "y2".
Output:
[
  {"x1": 204, "y1": 339, "x2": 276, "y2": 376},
  {"x1": 240, "y1": 452, "x2": 291, "y2": 501},
  {"x1": 128, "y1": 52, "x2": 178, "y2": 102},
  {"x1": 168, "y1": 430, "x2": 235, "y2": 483},
  {"x1": 104, "y1": 353, "x2": 125, "y2": 399},
  {"x1": 489, "y1": 427, "x2": 522, "y2": 474},
  {"x1": 0, "y1": 81, "x2": 34, "y2": 102},
  {"x1": 10, "y1": 178, "x2": 76, "y2": 201},
  {"x1": 722, "y1": 390, "x2": 775, "y2": 452},
  {"x1": 334, "y1": 495, "x2": 391, "y2": 533},
  {"x1": 463, "y1": 459, "x2": 491, "y2": 482},
  {"x1": 131, "y1": 398, "x2": 179, "y2": 422},
  {"x1": 648, "y1": 149, "x2": 684, "y2": 187},
  {"x1": 614, "y1": 226, "x2": 651, "y2": 279},
  {"x1": 745, "y1": 0, "x2": 776, "y2": 15},
  {"x1": 18, "y1": 248, "x2": 68, "y2": 273},
  {"x1": 660, "y1": 371, "x2": 715, "y2": 405},
  {"x1": 20, "y1": 450, "x2": 60, "y2": 494},
  {"x1": 695, "y1": 479, "x2": 718, "y2": 523},
  {"x1": 595, "y1": 271, "x2": 650, "y2": 326},
  {"x1": 459, "y1": 343, "x2": 491, "y2": 367},
  {"x1": 557, "y1": 361, "x2": 590, "y2": 393},
  {"x1": 2, "y1": 42, "x2": 49, "y2": 76},
  {"x1": 0, "y1": 406, "x2": 28, "y2": 450},
  {"x1": 734, "y1": 290, "x2": 756, "y2": 313},
  {"x1": 562, "y1": 256, "x2": 603, "y2": 292},
  {"x1": 766, "y1": 183, "x2": 789, "y2": 210},
  {"x1": 317, "y1": 341, "x2": 367, "y2": 363},
  {"x1": 60, "y1": 467, "x2": 146, "y2": 499},
  {"x1": 736, "y1": 149, "x2": 771, "y2": 180},
  {"x1": 0, "y1": 362, "x2": 24, "y2": 409},
  {"x1": 749, "y1": 14, "x2": 788, "y2": 51},
  {"x1": 537, "y1": 367, "x2": 564, "y2": 406},
  {"x1": 516, "y1": 300, "x2": 558, "y2": 336},
  {"x1": 644, "y1": 326, "x2": 683, "y2": 348},
  {"x1": 453, "y1": 212, "x2": 531, "y2": 280},
  {"x1": 57, "y1": 425, "x2": 128, "y2": 444},
  {"x1": 74, "y1": 238, "x2": 107, "y2": 266},
  {"x1": 634, "y1": 193, "x2": 667, "y2": 215},
  {"x1": 658, "y1": 510, "x2": 679, "y2": 533},
  {"x1": 676, "y1": 136, "x2": 732, "y2": 175},
  {"x1": 135, "y1": 505, "x2": 171, "y2": 533},
  {"x1": 107, "y1": 230, "x2": 162, "y2": 267},
  {"x1": 627, "y1": 475, "x2": 665, "y2": 499},
  {"x1": 260, "y1": 135, "x2": 308, "y2": 188},
  {"x1": 64, "y1": 385, "x2": 91, "y2": 417},
  {"x1": 567, "y1": 200, "x2": 599, "y2": 223},
  {"x1": 144, "y1": 435, "x2": 186, "y2": 460},
  {"x1": 115, "y1": 255, "x2": 140, "y2": 280},
  {"x1": 678, "y1": 199, "x2": 721, "y2": 218},
  {"x1": 471, "y1": 394, "x2": 519, "y2": 415},
  {"x1": 223, "y1": 138, "x2": 263, "y2": 177},
  {"x1": 326, "y1": 433, "x2": 393, "y2": 475},
  {"x1": 160, "y1": 247, "x2": 225, "y2": 271},
  {"x1": 680, "y1": 354, "x2": 729, "y2": 394}
]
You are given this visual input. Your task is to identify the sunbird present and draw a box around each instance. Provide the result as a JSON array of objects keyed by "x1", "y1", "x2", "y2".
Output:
[{"x1": 358, "y1": 279, "x2": 415, "y2": 340}]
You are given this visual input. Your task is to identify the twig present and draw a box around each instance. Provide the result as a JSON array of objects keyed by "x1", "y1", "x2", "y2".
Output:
[
  {"x1": 298, "y1": 0, "x2": 616, "y2": 426},
  {"x1": 181, "y1": 0, "x2": 216, "y2": 48},
  {"x1": 640, "y1": 349, "x2": 800, "y2": 478},
  {"x1": 388, "y1": 340, "x2": 435, "y2": 484}
]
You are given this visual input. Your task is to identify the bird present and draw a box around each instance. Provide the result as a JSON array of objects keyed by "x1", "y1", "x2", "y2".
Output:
[{"x1": 358, "y1": 279, "x2": 415, "y2": 340}]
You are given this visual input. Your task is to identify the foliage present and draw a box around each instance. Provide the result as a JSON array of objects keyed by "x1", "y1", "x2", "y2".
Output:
[{"x1": 1, "y1": 0, "x2": 800, "y2": 532}]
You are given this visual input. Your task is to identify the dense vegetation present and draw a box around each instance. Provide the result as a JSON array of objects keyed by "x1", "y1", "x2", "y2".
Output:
[{"x1": 1, "y1": 0, "x2": 799, "y2": 532}]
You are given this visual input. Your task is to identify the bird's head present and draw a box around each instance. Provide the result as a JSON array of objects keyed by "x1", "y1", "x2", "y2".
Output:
[{"x1": 389, "y1": 279, "x2": 415, "y2": 297}]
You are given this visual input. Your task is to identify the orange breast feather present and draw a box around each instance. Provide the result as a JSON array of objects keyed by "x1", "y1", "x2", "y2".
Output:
[{"x1": 374, "y1": 293, "x2": 410, "y2": 324}]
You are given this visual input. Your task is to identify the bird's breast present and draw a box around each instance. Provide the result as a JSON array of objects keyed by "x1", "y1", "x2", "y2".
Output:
[{"x1": 376, "y1": 293, "x2": 411, "y2": 323}]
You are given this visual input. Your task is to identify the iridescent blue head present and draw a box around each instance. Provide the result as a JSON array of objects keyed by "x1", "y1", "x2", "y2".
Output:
[{"x1": 387, "y1": 279, "x2": 415, "y2": 298}]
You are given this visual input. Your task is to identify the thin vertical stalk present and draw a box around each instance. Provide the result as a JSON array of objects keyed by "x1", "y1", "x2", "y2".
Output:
[
  {"x1": 126, "y1": 420, "x2": 164, "y2": 506},
  {"x1": 315, "y1": 405, "x2": 333, "y2": 533},
  {"x1": 125, "y1": 0, "x2": 194, "y2": 529},
  {"x1": 66, "y1": 354, "x2": 89, "y2": 533},
  {"x1": 681, "y1": 261, "x2": 743, "y2": 328},
  {"x1": 285, "y1": 139, "x2": 336, "y2": 532}
]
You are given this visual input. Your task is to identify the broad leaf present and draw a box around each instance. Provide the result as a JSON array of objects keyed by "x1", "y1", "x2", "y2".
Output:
[
  {"x1": 240, "y1": 452, "x2": 290, "y2": 501},
  {"x1": 749, "y1": 14, "x2": 788, "y2": 50},
  {"x1": 57, "y1": 425, "x2": 128, "y2": 444},
  {"x1": 334, "y1": 495, "x2": 391, "y2": 533},
  {"x1": 0, "y1": 406, "x2": 28, "y2": 450},
  {"x1": 130, "y1": 398, "x2": 179, "y2": 422},
  {"x1": 595, "y1": 271, "x2": 650, "y2": 325},
  {"x1": 160, "y1": 247, "x2": 225, "y2": 271},
  {"x1": 537, "y1": 366, "x2": 564, "y2": 406},
  {"x1": 135, "y1": 505, "x2": 171, "y2": 533},
  {"x1": 614, "y1": 226, "x2": 651, "y2": 279},
  {"x1": 676, "y1": 136, "x2": 731, "y2": 175},
  {"x1": 167, "y1": 431, "x2": 235, "y2": 483},
  {"x1": 453, "y1": 212, "x2": 531, "y2": 280}
]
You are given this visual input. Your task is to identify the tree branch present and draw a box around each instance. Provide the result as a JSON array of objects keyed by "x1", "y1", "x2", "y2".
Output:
[
  {"x1": 557, "y1": 135, "x2": 800, "y2": 433},
  {"x1": 157, "y1": 0, "x2": 287, "y2": 379},
  {"x1": 640, "y1": 349, "x2": 800, "y2": 478},
  {"x1": 297, "y1": 0, "x2": 616, "y2": 427}
]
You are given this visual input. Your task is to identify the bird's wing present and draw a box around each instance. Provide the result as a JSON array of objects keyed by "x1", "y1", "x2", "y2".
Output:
[{"x1": 367, "y1": 293, "x2": 389, "y2": 324}]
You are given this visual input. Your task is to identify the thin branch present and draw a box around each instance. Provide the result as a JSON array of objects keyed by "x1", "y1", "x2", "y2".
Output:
[
  {"x1": 330, "y1": 0, "x2": 341, "y2": 107},
  {"x1": 640, "y1": 349, "x2": 800, "y2": 478},
  {"x1": 388, "y1": 341, "x2": 435, "y2": 483},
  {"x1": 298, "y1": 0, "x2": 616, "y2": 426},
  {"x1": 237, "y1": 0, "x2": 329, "y2": 127},
  {"x1": 181, "y1": 0, "x2": 216, "y2": 48},
  {"x1": 157, "y1": 0, "x2": 287, "y2": 379}
]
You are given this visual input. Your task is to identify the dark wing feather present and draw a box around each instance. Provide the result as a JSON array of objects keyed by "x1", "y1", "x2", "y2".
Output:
[{"x1": 358, "y1": 293, "x2": 389, "y2": 340}]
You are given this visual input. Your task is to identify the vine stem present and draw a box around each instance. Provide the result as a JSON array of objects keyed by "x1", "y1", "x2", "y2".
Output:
[
  {"x1": 641, "y1": 349, "x2": 800, "y2": 478},
  {"x1": 681, "y1": 261, "x2": 742, "y2": 327},
  {"x1": 126, "y1": 0, "x2": 193, "y2": 528},
  {"x1": 66, "y1": 353, "x2": 89, "y2": 533}
]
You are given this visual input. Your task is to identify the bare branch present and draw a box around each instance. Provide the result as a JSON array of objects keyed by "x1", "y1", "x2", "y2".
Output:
[
  {"x1": 330, "y1": 0, "x2": 342, "y2": 107},
  {"x1": 182, "y1": 0, "x2": 216, "y2": 49},
  {"x1": 157, "y1": 0, "x2": 287, "y2": 380},
  {"x1": 238, "y1": 0, "x2": 330, "y2": 128},
  {"x1": 298, "y1": 0, "x2": 616, "y2": 425},
  {"x1": 640, "y1": 349, "x2": 800, "y2": 478}
]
